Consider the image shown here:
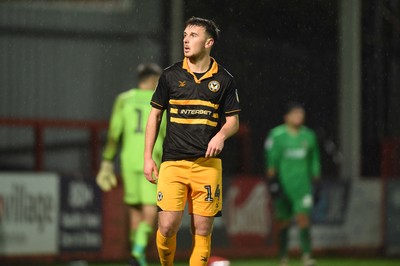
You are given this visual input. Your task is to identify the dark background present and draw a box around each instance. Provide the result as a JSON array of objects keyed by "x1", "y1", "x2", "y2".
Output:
[
  {"x1": 0, "y1": 0, "x2": 399, "y2": 178},
  {"x1": 183, "y1": 0, "x2": 400, "y2": 178}
]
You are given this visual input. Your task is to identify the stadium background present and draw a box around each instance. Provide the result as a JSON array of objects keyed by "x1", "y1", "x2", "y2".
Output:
[{"x1": 1, "y1": 0, "x2": 400, "y2": 265}]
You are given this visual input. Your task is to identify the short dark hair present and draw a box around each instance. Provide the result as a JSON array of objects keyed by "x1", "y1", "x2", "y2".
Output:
[
  {"x1": 285, "y1": 102, "x2": 305, "y2": 115},
  {"x1": 137, "y1": 63, "x2": 162, "y2": 82},
  {"x1": 185, "y1": 17, "x2": 220, "y2": 41}
]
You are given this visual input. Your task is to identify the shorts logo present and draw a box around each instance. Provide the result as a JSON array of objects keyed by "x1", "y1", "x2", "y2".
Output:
[
  {"x1": 157, "y1": 191, "x2": 163, "y2": 201},
  {"x1": 302, "y1": 194, "x2": 313, "y2": 208},
  {"x1": 208, "y1": 80, "x2": 220, "y2": 92}
]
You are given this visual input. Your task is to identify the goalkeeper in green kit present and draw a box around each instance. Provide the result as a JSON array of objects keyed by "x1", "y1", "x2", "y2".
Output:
[
  {"x1": 264, "y1": 102, "x2": 321, "y2": 266},
  {"x1": 96, "y1": 63, "x2": 165, "y2": 266}
]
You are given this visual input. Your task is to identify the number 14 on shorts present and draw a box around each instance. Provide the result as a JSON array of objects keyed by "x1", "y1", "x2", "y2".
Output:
[{"x1": 204, "y1": 184, "x2": 221, "y2": 202}]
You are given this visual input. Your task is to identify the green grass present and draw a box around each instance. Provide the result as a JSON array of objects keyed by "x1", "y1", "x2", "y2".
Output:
[{"x1": 50, "y1": 258, "x2": 400, "y2": 266}]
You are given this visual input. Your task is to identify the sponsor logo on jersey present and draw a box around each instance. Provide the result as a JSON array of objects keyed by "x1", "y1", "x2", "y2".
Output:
[
  {"x1": 180, "y1": 109, "x2": 212, "y2": 116},
  {"x1": 178, "y1": 80, "x2": 186, "y2": 87},
  {"x1": 208, "y1": 80, "x2": 220, "y2": 92},
  {"x1": 285, "y1": 148, "x2": 307, "y2": 159}
]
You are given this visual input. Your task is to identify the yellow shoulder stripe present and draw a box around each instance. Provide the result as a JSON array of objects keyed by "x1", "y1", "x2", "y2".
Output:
[{"x1": 151, "y1": 101, "x2": 164, "y2": 108}]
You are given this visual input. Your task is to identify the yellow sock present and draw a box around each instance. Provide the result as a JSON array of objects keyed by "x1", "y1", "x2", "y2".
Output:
[
  {"x1": 189, "y1": 234, "x2": 211, "y2": 266},
  {"x1": 156, "y1": 229, "x2": 176, "y2": 266}
]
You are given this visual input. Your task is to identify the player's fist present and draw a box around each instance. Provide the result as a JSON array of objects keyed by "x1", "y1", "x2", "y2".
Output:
[
  {"x1": 206, "y1": 134, "x2": 224, "y2": 157},
  {"x1": 267, "y1": 176, "x2": 282, "y2": 199},
  {"x1": 96, "y1": 160, "x2": 117, "y2": 192},
  {"x1": 144, "y1": 158, "x2": 159, "y2": 184}
]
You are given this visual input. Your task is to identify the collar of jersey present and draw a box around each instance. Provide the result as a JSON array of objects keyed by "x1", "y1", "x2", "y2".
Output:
[{"x1": 182, "y1": 57, "x2": 219, "y2": 84}]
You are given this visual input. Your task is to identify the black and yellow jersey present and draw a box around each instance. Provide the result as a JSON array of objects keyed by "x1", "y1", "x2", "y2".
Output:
[{"x1": 151, "y1": 57, "x2": 241, "y2": 161}]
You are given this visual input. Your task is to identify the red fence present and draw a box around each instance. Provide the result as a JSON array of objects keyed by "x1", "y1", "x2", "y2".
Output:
[
  {"x1": 0, "y1": 117, "x2": 252, "y2": 173},
  {"x1": 0, "y1": 117, "x2": 256, "y2": 263}
]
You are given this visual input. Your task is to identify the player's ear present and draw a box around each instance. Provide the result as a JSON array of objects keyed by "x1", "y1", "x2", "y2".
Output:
[{"x1": 205, "y1": 38, "x2": 214, "y2": 49}]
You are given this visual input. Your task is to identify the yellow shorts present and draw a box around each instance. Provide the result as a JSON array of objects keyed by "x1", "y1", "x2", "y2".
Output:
[{"x1": 156, "y1": 158, "x2": 222, "y2": 217}]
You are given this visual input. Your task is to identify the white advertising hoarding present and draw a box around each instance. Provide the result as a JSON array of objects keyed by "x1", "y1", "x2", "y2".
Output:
[{"x1": 0, "y1": 172, "x2": 59, "y2": 255}]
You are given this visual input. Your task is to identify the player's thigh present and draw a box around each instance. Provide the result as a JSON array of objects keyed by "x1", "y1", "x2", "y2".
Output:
[
  {"x1": 273, "y1": 195, "x2": 292, "y2": 221},
  {"x1": 156, "y1": 161, "x2": 190, "y2": 212},
  {"x1": 121, "y1": 166, "x2": 140, "y2": 205},
  {"x1": 189, "y1": 158, "x2": 222, "y2": 217},
  {"x1": 291, "y1": 191, "x2": 313, "y2": 217}
]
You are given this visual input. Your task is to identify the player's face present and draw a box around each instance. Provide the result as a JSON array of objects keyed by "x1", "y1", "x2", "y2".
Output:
[
  {"x1": 183, "y1": 25, "x2": 214, "y2": 58},
  {"x1": 285, "y1": 108, "x2": 305, "y2": 127}
]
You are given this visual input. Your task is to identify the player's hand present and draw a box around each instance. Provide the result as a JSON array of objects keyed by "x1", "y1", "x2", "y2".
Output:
[
  {"x1": 144, "y1": 158, "x2": 159, "y2": 184},
  {"x1": 267, "y1": 176, "x2": 282, "y2": 199},
  {"x1": 96, "y1": 160, "x2": 117, "y2": 192},
  {"x1": 206, "y1": 133, "x2": 224, "y2": 157}
]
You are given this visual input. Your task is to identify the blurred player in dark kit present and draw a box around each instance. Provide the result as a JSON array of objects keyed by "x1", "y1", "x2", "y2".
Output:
[
  {"x1": 97, "y1": 64, "x2": 165, "y2": 266},
  {"x1": 144, "y1": 17, "x2": 241, "y2": 266},
  {"x1": 265, "y1": 103, "x2": 321, "y2": 266}
]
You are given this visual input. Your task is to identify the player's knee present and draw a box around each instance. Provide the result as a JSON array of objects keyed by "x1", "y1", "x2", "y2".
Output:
[
  {"x1": 278, "y1": 220, "x2": 291, "y2": 230},
  {"x1": 158, "y1": 217, "x2": 181, "y2": 237},
  {"x1": 143, "y1": 206, "x2": 158, "y2": 226},
  {"x1": 296, "y1": 214, "x2": 310, "y2": 228},
  {"x1": 191, "y1": 222, "x2": 213, "y2": 236},
  {"x1": 159, "y1": 222, "x2": 179, "y2": 237}
]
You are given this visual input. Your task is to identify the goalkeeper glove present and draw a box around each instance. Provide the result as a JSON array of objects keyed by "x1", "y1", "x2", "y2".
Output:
[
  {"x1": 267, "y1": 176, "x2": 282, "y2": 199},
  {"x1": 96, "y1": 160, "x2": 117, "y2": 192}
]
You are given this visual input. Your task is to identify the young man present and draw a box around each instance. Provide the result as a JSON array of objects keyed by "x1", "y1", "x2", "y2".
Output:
[
  {"x1": 144, "y1": 17, "x2": 240, "y2": 266},
  {"x1": 264, "y1": 103, "x2": 321, "y2": 266},
  {"x1": 96, "y1": 63, "x2": 165, "y2": 266}
]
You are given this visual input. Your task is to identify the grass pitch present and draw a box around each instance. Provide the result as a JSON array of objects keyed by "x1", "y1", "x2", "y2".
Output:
[{"x1": 53, "y1": 258, "x2": 399, "y2": 266}]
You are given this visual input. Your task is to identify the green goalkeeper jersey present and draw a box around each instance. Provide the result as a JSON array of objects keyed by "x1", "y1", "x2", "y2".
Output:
[
  {"x1": 103, "y1": 89, "x2": 165, "y2": 171},
  {"x1": 264, "y1": 125, "x2": 321, "y2": 194}
]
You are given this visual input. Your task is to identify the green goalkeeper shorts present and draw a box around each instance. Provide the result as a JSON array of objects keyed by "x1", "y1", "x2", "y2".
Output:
[
  {"x1": 121, "y1": 166, "x2": 157, "y2": 205},
  {"x1": 273, "y1": 190, "x2": 313, "y2": 221}
]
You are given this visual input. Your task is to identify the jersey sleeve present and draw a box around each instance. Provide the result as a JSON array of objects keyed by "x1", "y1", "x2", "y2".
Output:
[
  {"x1": 102, "y1": 95, "x2": 123, "y2": 161},
  {"x1": 265, "y1": 132, "x2": 281, "y2": 171},
  {"x1": 223, "y1": 78, "x2": 241, "y2": 116},
  {"x1": 151, "y1": 73, "x2": 169, "y2": 110},
  {"x1": 310, "y1": 132, "x2": 321, "y2": 178}
]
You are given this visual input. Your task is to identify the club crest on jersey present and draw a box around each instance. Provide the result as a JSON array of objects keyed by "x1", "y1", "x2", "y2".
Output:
[{"x1": 208, "y1": 80, "x2": 220, "y2": 92}]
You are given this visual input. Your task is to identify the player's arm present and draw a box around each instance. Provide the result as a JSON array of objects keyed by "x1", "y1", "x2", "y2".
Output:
[
  {"x1": 96, "y1": 96, "x2": 123, "y2": 191},
  {"x1": 144, "y1": 107, "x2": 164, "y2": 184},
  {"x1": 265, "y1": 132, "x2": 280, "y2": 179},
  {"x1": 144, "y1": 72, "x2": 169, "y2": 183},
  {"x1": 264, "y1": 132, "x2": 282, "y2": 198},
  {"x1": 207, "y1": 78, "x2": 241, "y2": 157},
  {"x1": 310, "y1": 132, "x2": 321, "y2": 180},
  {"x1": 206, "y1": 114, "x2": 239, "y2": 158}
]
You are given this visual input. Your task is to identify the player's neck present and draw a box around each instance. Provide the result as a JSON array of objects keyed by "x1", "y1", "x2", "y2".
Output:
[
  {"x1": 138, "y1": 79, "x2": 158, "y2": 90},
  {"x1": 286, "y1": 124, "x2": 301, "y2": 135},
  {"x1": 187, "y1": 54, "x2": 211, "y2": 73}
]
